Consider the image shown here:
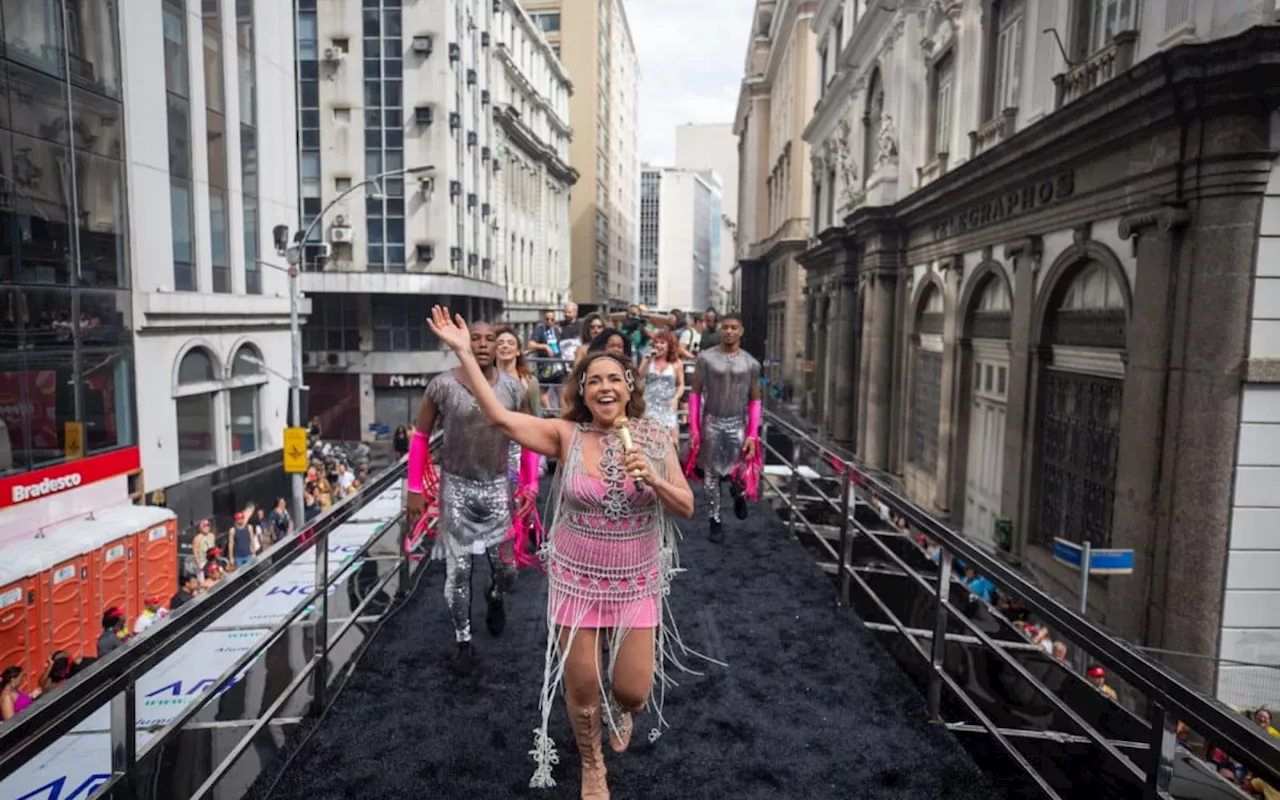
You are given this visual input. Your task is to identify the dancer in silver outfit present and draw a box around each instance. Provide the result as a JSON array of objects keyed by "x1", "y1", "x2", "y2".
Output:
[
  {"x1": 687, "y1": 314, "x2": 762, "y2": 542},
  {"x1": 406, "y1": 321, "x2": 528, "y2": 672},
  {"x1": 640, "y1": 329, "x2": 684, "y2": 441}
]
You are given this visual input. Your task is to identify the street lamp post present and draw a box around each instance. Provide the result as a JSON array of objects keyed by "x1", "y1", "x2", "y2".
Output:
[{"x1": 273, "y1": 165, "x2": 434, "y2": 529}]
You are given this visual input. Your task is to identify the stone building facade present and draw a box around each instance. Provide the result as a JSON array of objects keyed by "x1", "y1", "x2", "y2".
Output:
[
  {"x1": 734, "y1": 0, "x2": 819, "y2": 386},
  {"x1": 799, "y1": 0, "x2": 1280, "y2": 700}
]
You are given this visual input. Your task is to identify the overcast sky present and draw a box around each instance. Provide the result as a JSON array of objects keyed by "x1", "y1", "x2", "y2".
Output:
[{"x1": 627, "y1": 0, "x2": 756, "y2": 165}]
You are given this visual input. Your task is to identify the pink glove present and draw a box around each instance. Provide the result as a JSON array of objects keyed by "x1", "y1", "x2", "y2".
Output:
[{"x1": 683, "y1": 393, "x2": 702, "y2": 477}]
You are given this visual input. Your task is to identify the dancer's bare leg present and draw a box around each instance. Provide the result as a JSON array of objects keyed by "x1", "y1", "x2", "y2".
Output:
[{"x1": 606, "y1": 627, "x2": 654, "y2": 753}]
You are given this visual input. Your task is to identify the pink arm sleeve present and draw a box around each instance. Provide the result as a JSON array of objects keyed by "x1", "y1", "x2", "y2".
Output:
[
  {"x1": 683, "y1": 393, "x2": 702, "y2": 477},
  {"x1": 519, "y1": 447, "x2": 541, "y2": 492},
  {"x1": 407, "y1": 428, "x2": 431, "y2": 494},
  {"x1": 746, "y1": 399, "x2": 762, "y2": 441}
]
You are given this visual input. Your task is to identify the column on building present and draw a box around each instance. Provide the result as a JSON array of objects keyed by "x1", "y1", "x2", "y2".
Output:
[
  {"x1": 999, "y1": 236, "x2": 1041, "y2": 552},
  {"x1": 862, "y1": 268, "x2": 897, "y2": 470},
  {"x1": 831, "y1": 270, "x2": 859, "y2": 446},
  {"x1": 932, "y1": 258, "x2": 963, "y2": 513}
]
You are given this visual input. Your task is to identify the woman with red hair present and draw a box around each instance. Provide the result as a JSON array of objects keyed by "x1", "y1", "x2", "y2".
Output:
[{"x1": 639, "y1": 328, "x2": 683, "y2": 442}]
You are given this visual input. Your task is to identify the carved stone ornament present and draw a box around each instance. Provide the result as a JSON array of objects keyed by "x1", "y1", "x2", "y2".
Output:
[
  {"x1": 1117, "y1": 206, "x2": 1191, "y2": 239},
  {"x1": 877, "y1": 115, "x2": 899, "y2": 165},
  {"x1": 810, "y1": 148, "x2": 826, "y2": 176},
  {"x1": 834, "y1": 117, "x2": 860, "y2": 206}
]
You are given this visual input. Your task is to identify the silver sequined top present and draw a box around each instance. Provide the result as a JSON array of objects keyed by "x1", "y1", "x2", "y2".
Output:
[
  {"x1": 643, "y1": 362, "x2": 679, "y2": 428},
  {"x1": 425, "y1": 369, "x2": 525, "y2": 480},
  {"x1": 696, "y1": 346, "x2": 760, "y2": 418}
]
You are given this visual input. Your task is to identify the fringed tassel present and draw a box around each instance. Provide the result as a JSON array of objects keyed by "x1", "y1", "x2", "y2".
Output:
[
  {"x1": 404, "y1": 434, "x2": 441, "y2": 561},
  {"x1": 682, "y1": 393, "x2": 702, "y2": 477},
  {"x1": 729, "y1": 442, "x2": 764, "y2": 501},
  {"x1": 504, "y1": 448, "x2": 546, "y2": 571},
  {"x1": 528, "y1": 729, "x2": 559, "y2": 788}
]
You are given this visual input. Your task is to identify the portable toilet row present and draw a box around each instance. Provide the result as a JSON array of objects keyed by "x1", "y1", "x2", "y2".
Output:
[{"x1": 0, "y1": 504, "x2": 178, "y2": 693}]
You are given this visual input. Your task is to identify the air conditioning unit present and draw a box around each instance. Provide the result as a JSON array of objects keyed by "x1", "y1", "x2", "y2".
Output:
[
  {"x1": 481, "y1": 31, "x2": 491, "y2": 47},
  {"x1": 482, "y1": 257, "x2": 491, "y2": 271},
  {"x1": 481, "y1": 89, "x2": 490, "y2": 105},
  {"x1": 448, "y1": 43, "x2": 461, "y2": 62},
  {"x1": 414, "y1": 105, "x2": 434, "y2": 125},
  {"x1": 324, "y1": 352, "x2": 347, "y2": 368},
  {"x1": 450, "y1": 246, "x2": 462, "y2": 264},
  {"x1": 467, "y1": 193, "x2": 477, "y2": 209},
  {"x1": 481, "y1": 202, "x2": 491, "y2": 218},
  {"x1": 466, "y1": 130, "x2": 477, "y2": 147},
  {"x1": 493, "y1": 159, "x2": 501, "y2": 173},
  {"x1": 417, "y1": 243, "x2": 436, "y2": 263},
  {"x1": 493, "y1": 0, "x2": 501, "y2": 13},
  {"x1": 466, "y1": 69, "x2": 477, "y2": 86},
  {"x1": 448, "y1": 112, "x2": 461, "y2": 130},
  {"x1": 412, "y1": 35, "x2": 433, "y2": 55},
  {"x1": 467, "y1": 252, "x2": 478, "y2": 267},
  {"x1": 481, "y1": 146, "x2": 491, "y2": 162},
  {"x1": 323, "y1": 47, "x2": 345, "y2": 63},
  {"x1": 329, "y1": 226, "x2": 355, "y2": 243},
  {"x1": 449, "y1": 180, "x2": 462, "y2": 198}
]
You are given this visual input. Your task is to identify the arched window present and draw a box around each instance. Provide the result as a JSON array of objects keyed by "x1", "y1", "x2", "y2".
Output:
[
  {"x1": 175, "y1": 347, "x2": 218, "y2": 475},
  {"x1": 908, "y1": 284, "x2": 944, "y2": 471},
  {"x1": 229, "y1": 345, "x2": 265, "y2": 458}
]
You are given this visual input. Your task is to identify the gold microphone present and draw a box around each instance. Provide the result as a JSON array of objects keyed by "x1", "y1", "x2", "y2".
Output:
[{"x1": 613, "y1": 417, "x2": 645, "y2": 492}]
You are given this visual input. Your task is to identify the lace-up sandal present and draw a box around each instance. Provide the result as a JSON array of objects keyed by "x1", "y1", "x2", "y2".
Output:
[{"x1": 570, "y1": 702, "x2": 610, "y2": 799}]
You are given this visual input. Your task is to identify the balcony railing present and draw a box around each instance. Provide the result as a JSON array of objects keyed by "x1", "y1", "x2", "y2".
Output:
[
  {"x1": 1054, "y1": 31, "x2": 1138, "y2": 109},
  {"x1": 970, "y1": 108, "x2": 1017, "y2": 158}
]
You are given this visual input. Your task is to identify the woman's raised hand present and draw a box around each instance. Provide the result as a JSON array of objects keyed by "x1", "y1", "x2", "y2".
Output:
[{"x1": 427, "y1": 305, "x2": 470, "y2": 352}]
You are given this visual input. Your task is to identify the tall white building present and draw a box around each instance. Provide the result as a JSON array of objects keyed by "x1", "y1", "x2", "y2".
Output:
[
  {"x1": 609, "y1": 2, "x2": 641, "y2": 306},
  {"x1": 675, "y1": 123, "x2": 739, "y2": 310},
  {"x1": 639, "y1": 165, "x2": 716, "y2": 312},
  {"x1": 295, "y1": 0, "x2": 574, "y2": 436},
  {"x1": 0, "y1": 0, "x2": 300, "y2": 538},
  {"x1": 493, "y1": 1, "x2": 576, "y2": 333},
  {"x1": 797, "y1": 0, "x2": 1280, "y2": 703}
]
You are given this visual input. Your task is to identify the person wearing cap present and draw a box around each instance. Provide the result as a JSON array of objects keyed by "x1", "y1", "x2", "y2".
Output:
[
  {"x1": 202, "y1": 550, "x2": 226, "y2": 587},
  {"x1": 1086, "y1": 665, "x2": 1118, "y2": 701},
  {"x1": 134, "y1": 596, "x2": 169, "y2": 634},
  {"x1": 228, "y1": 511, "x2": 257, "y2": 569},
  {"x1": 97, "y1": 607, "x2": 131, "y2": 657}
]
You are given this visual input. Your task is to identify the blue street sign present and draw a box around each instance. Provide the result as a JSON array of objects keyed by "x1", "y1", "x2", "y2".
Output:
[{"x1": 1052, "y1": 538, "x2": 1134, "y2": 575}]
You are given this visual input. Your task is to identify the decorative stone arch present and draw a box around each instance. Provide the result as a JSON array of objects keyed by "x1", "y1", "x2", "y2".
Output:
[
  {"x1": 225, "y1": 337, "x2": 266, "y2": 380},
  {"x1": 959, "y1": 260, "x2": 1013, "y2": 340},
  {"x1": 920, "y1": 0, "x2": 962, "y2": 58},
  {"x1": 172, "y1": 340, "x2": 223, "y2": 391},
  {"x1": 910, "y1": 271, "x2": 947, "y2": 337},
  {"x1": 1030, "y1": 239, "x2": 1132, "y2": 348}
]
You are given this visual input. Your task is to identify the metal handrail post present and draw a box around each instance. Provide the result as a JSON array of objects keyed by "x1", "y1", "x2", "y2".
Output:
[
  {"x1": 108, "y1": 680, "x2": 136, "y2": 791},
  {"x1": 312, "y1": 525, "x2": 331, "y2": 716},
  {"x1": 1145, "y1": 702, "x2": 1176, "y2": 799},
  {"x1": 396, "y1": 472, "x2": 411, "y2": 600},
  {"x1": 836, "y1": 473, "x2": 853, "y2": 607},
  {"x1": 787, "y1": 443, "x2": 800, "y2": 537},
  {"x1": 926, "y1": 549, "x2": 953, "y2": 722}
]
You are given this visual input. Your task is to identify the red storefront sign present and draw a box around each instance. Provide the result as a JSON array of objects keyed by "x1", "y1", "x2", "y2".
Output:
[{"x1": 0, "y1": 446, "x2": 140, "y2": 510}]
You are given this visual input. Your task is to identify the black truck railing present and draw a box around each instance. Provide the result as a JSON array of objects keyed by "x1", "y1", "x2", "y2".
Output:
[
  {"x1": 757, "y1": 409, "x2": 1280, "y2": 799},
  {"x1": 0, "y1": 435, "x2": 437, "y2": 798}
]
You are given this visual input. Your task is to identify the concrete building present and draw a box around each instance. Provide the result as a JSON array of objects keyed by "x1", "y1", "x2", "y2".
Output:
[
  {"x1": 733, "y1": 0, "x2": 819, "y2": 385},
  {"x1": 0, "y1": 0, "x2": 303, "y2": 535},
  {"x1": 521, "y1": 0, "x2": 639, "y2": 310},
  {"x1": 638, "y1": 166, "x2": 717, "y2": 312},
  {"x1": 296, "y1": 0, "x2": 574, "y2": 436},
  {"x1": 676, "y1": 123, "x2": 739, "y2": 309},
  {"x1": 797, "y1": 0, "x2": 1280, "y2": 704}
]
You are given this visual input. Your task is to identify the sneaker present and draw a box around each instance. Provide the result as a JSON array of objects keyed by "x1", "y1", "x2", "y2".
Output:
[
  {"x1": 453, "y1": 641, "x2": 476, "y2": 675},
  {"x1": 730, "y1": 482, "x2": 748, "y2": 520},
  {"x1": 708, "y1": 518, "x2": 723, "y2": 543},
  {"x1": 485, "y1": 586, "x2": 506, "y2": 636}
]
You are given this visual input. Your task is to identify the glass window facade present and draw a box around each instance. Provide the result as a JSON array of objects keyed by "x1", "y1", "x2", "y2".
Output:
[
  {"x1": 203, "y1": 0, "x2": 231, "y2": 293},
  {"x1": 0, "y1": 0, "x2": 136, "y2": 476},
  {"x1": 238, "y1": 0, "x2": 259, "y2": 293},
  {"x1": 296, "y1": 1, "x2": 325, "y2": 268},
  {"x1": 638, "y1": 171, "x2": 659, "y2": 306},
  {"x1": 362, "y1": 0, "x2": 405, "y2": 272}
]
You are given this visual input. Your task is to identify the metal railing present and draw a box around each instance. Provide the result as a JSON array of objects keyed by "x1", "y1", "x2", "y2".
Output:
[
  {"x1": 756, "y1": 409, "x2": 1280, "y2": 799},
  {"x1": 0, "y1": 437, "x2": 436, "y2": 799}
]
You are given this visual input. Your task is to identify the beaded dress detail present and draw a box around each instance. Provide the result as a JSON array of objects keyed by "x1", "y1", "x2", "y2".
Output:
[
  {"x1": 642, "y1": 362, "x2": 679, "y2": 429},
  {"x1": 527, "y1": 417, "x2": 723, "y2": 789}
]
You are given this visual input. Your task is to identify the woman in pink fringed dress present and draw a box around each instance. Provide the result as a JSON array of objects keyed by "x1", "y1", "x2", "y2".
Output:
[{"x1": 427, "y1": 305, "x2": 719, "y2": 800}]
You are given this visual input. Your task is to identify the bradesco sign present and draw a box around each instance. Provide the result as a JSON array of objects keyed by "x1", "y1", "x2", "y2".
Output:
[{"x1": 0, "y1": 447, "x2": 140, "y2": 510}]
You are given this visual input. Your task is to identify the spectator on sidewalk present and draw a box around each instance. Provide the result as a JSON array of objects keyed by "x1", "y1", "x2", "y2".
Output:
[
  {"x1": 134, "y1": 595, "x2": 168, "y2": 634},
  {"x1": 97, "y1": 607, "x2": 131, "y2": 657},
  {"x1": 170, "y1": 573, "x2": 202, "y2": 610},
  {"x1": 228, "y1": 512, "x2": 257, "y2": 568},
  {"x1": 191, "y1": 518, "x2": 215, "y2": 572},
  {"x1": 1086, "y1": 665, "x2": 1118, "y2": 701},
  {"x1": 266, "y1": 497, "x2": 293, "y2": 543}
]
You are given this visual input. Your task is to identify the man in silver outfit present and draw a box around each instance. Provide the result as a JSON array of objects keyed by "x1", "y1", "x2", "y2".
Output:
[
  {"x1": 406, "y1": 321, "x2": 529, "y2": 673},
  {"x1": 689, "y1": 314, "x2": 762, "y2": 542}
]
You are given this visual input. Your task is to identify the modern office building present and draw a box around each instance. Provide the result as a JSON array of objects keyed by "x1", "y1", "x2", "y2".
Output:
[
  {"x1": 733, "y1": 0, "x2": 818, "y2": 384},
  {"x1": 295, "y1": 0, "x2": 573, "y2": 436},
  {"x1": 638, "y1": 165, "x2": 716, "y2": 312},
  {"x1": 521, "y1": 0, "x2": 639, "y2": 310},
  {"x1": 676, "y1": 123, "x2": 739, "y2": 310},
  {"x1": 0, "y1": 0, "x2": 301, "y2": 535},
  {"x1": 796, "y1": 0, "x2": 1280, "y2": 703}
]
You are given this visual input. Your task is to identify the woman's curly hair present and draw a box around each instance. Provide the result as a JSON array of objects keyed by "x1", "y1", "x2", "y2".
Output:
[{"x1": 561, "y1": 351, "x2": 646, "y2": 424}]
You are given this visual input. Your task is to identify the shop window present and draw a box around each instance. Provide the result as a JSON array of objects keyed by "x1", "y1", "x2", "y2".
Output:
[
  {"x1": 175, "y1": 347, "x2": 218, "y2": 475},
  {"x1": 229, "y1": 345, "x2": 264, "y2": 457}
]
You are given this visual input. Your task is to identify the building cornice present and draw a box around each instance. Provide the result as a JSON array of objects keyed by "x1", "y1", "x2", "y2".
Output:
[
  {"x1": 494, "y1": 43, "x2": 571, "y2": 135},
  {"x1": 812, "y1": 0, "x2": 841, "y2": 36},
  {"x1": 504, "y1": 0, "x2": 572, "y2": 88},
  {"x1": 764, "y1": 4, "x2": 817, "y2": 87},
  {"x1": 495, "y1": 106, "x2": 579, "y2": 186}
]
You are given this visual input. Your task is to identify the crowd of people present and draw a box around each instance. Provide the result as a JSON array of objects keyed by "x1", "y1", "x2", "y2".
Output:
[{"x1": 401, "y1": 303, "x2": 762, "y2": 797}]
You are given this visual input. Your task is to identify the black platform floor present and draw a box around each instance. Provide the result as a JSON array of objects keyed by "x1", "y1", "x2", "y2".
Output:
[{"x1": 265, "y1": 486, "x2": 1001, "y2": 799}]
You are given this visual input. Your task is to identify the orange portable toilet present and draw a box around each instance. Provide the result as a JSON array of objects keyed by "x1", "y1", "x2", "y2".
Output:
[
  {"x1": 0, "y1": 553, "x2": 44, "y2": 694},
  {"x1": 55, "y1": 508, "x2": 141, "y2": 643},
  {"x1": 96, "y1": 505, "x2": 178, "y2": 615},
  {"x1": 37, "y1": 537, "x2": 93, "y2": 663}
]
